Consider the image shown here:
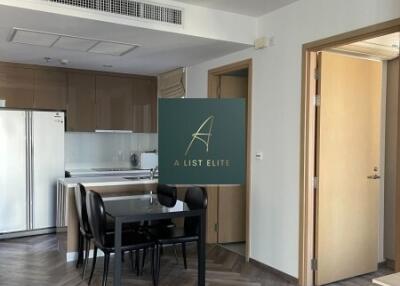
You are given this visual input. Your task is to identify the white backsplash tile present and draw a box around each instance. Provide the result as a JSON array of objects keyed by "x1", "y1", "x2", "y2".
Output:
[{"x1": 65, "y1": 132, "x2": 158, "y2": 170}]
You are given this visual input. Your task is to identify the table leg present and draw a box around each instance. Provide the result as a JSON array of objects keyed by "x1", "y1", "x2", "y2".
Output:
[
  {"x1": 114, "y1": 218, "x2": 122, "y2": 286},
  {"x1": 198, "y1": 210, "x2": 206, "y2": 286}
]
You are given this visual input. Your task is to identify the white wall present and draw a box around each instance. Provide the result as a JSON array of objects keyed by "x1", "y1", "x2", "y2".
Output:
[
  {"x1": 65, "y1": 133, "x2": 158, "y2": 170},
  {"x1": 186, "y1": 0, "x2": 400, "y2": 277}
]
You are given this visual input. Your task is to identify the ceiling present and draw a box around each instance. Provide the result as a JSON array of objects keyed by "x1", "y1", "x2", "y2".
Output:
[
  {"x1": 173, "y1": 0, "x2": 299, "y2": 17},
  {"x1": 0, "y1": 5, "x2": 251, "y2": 75},
  {"x1": 333, "y1": 32, "x2": 400, "y2": 60}
]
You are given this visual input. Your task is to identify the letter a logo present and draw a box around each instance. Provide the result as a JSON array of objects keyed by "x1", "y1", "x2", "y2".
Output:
[{"x1": 185, "y1": 116, "x2": 215, "y2": 156}]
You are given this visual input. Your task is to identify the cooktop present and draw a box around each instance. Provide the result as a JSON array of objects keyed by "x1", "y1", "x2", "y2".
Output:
[{"x1": 92, "y1": 167, "x2": 141, "y2": 172}]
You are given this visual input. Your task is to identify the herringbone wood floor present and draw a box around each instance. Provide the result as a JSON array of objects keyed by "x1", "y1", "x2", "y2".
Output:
[{"x1": 0, "y1": 234, "x2": 393, "y2": 286}]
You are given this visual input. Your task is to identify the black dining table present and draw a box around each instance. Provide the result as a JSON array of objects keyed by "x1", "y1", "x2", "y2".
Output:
[{"x1": 104, "y1": 195, "x2": 206, "y2": 286}]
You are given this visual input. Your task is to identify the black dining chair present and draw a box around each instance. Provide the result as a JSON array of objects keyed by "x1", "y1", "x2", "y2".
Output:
[
  {"x1": 75, "y1": 185, "x2": 143, "y2": 280},
  {"x1": 85, "y1": 190, "x2": 158, "y2": 286},
  {"x1": 148, "y1": 184, "x2": 177, "y2": 229},
  {"x1": 149, "y1": 186, "x2": 208, "y2": 282},
  {"x1": 74, "y1": 184, "x2": 94, "y2": 278},
  {"x1": 138, "y1": 184, "x2": 179, "y2": 274}
]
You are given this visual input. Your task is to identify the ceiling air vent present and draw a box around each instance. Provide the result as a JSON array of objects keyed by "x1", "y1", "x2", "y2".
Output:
[{"x1": 44, "y1": 0, "x2": 183, "y2": 25}]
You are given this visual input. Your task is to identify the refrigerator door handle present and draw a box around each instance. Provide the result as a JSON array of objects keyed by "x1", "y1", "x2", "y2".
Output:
[
  {"x1": 29, "y1": 112, "x2": 34, "y2": 230},
  {"x1": 25, "y1": 112, "x2": 30, "y2": 230}
]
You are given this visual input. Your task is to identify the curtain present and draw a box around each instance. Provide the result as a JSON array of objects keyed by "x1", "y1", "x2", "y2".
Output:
[{"x1": 158, "y1": 68, "x2": 185, "y2": 98}]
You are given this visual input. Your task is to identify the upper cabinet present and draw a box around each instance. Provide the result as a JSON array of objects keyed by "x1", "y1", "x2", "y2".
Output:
[
  {"x1": 0, "y1": 62, "x2": 157, "y2": 133},
  {"x1": 96, "y1": 75, "x2": 133, "y2": 131},
  {"x1": 0, "y1": 65, "x2": 35, "y2": 108},
  {"x1": 67, "y1": 72, "x2": 96, "y2": 132},
  {"x1": 132, "y1": 77, "x2": 158, "y2": 133},
  {"x1": 34, "y1": 70, "x2": 67, "y2": 110}
]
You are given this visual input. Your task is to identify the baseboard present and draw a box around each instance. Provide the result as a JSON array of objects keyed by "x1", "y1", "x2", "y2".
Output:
[
  {"x1": 66, "y1": 249, "x2": 105, "y2": 262},
  {"x1": 56, "y1": 227, "x2": 67, "y2": 233},
  {"x1": 249, "y1": 258, "x2": 298, "y2": 284},
  {"x1": 379, "y1": 259, "x2": 395, "y2": 270},
  {"x1": 0, "y1": 228, "x2": 56, "y2": 240}
]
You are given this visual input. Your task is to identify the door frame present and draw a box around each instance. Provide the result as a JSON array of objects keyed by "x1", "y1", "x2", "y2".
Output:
[
  {"x1": 208, "y1": 59, "x2": 252, "y2": 261},
  {"x1": 299, "y1": 18, "x2": 400, "y2": 286}
]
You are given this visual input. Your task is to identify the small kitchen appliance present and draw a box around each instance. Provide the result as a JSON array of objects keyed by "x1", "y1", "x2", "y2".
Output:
[{"x1": 131, "y1": 151, "x2": 158, "y2": 170}]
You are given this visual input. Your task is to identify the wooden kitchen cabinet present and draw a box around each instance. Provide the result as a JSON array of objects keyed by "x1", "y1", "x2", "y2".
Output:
[
  {"x1": 0, "y1": 61, "x2": 158, "y2": 133},
  {"x1": 96, "y1": 75, "x2": 133, "y2": 130},
  {"x1": 66, "y1": 72, "x2": 96, "y2": 132},
  {"x1": 132, "y1": 77, "x2": 157, "y2": 133},
  {"x1": 34, "y1": 69, "x2": 67, "y2": 110},
  {"x1": 0, "y1": 65, "x2": 35, "y2": 108}
]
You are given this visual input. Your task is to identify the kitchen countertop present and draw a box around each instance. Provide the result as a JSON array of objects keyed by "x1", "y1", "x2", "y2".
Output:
[
  {"x1": 58, "y1": 176, "x2": 158, "y2": 188},
  {"x1": 65, "y1": 168, "x2": 152, "y2": 177}
]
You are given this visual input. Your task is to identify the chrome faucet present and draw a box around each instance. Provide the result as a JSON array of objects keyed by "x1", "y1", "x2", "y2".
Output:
[{"x1": 150, "y1": 166, "x2": 158, "y2": 180}]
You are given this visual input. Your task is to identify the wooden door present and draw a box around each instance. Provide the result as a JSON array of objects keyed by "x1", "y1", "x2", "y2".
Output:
[
  {"x1": 0, "y1": 65, "x2": 34, "y2": 108},
  {"x1": 217, "y1": 75, "x2": 247, "y2": 243},
  {"x1": 315, "y1": 52, "x2": 382, "y2": 285},
  {"x1": 96, "y1": 75, "x2": 132, "y2": 130},
  {"x1": 132, "y1": 77, "x2": 157, "y2": 133},
  {"x1": 34, "y1": 69, "x2": 67, "y2": 110},
  {"x1": 206, "y1": 186, "x2": 219, "y2": 243},
  {"x1": 66, "y1": 72, "x2": 96, "y2": 132}
]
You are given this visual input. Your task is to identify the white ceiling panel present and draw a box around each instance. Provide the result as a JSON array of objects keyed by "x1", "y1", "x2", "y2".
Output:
[
  {"x1": 53, "y1": 36, "x2": 97, "y2": 52},
  {"x1": 89, "y1": 41, "x2": 138, "y2": 56},
  {"x1": 10, "y1": 28, "x2": 58, "y2": 47},
  {"x1": 0, "y1": 4, "x2": 251, "y2": 75}
]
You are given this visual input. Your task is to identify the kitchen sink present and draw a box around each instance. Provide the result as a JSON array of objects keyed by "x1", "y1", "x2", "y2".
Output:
[
  {"x1": 123, "y1": 175, "x2": 158, "y2": 180},
  {"x1": 123, "y1": 176, "x2": 148, "y2": 180}
]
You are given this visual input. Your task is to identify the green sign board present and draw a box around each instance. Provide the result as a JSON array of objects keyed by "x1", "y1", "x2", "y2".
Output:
[{"x1": 158, "y1": 98, "x2": 246, "y2": 185}]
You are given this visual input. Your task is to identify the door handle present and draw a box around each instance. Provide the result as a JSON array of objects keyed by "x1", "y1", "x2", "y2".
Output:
[{"x1": 367, "y1": 174, "x2": 381, "y2": 179}]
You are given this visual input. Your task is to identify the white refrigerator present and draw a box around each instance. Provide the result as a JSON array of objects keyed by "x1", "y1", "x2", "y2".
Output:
[{"x1": 0, "y1": 109, "x2": 64, "y2": 235}]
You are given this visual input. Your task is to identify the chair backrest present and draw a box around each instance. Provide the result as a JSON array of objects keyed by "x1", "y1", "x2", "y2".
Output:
[
  {"x1": 157, "y1": 184, "x2": 177, "y2": 207},
  {"x1": 75, "y1": 184, "x2": 91, "y2": 235},
  {"x1": 184, "y1": 186, "x2": 208, "y2": 234},
  {"x1": 86, "y1": 190, "x2": 107, "y2": 247}
]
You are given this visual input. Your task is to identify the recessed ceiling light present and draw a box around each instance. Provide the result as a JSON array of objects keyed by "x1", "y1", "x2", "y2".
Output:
[
  {"x1": 102, "y1": 64, "x2": 113, "y2": 68},
  {"x1": 60, "y1": 59, "x2": 69, "y2": 65}
]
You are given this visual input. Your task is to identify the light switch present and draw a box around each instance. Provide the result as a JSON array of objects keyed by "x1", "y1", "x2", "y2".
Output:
[{"x1": 256, "y1": 152, "x2": 263, "y2": 160}]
